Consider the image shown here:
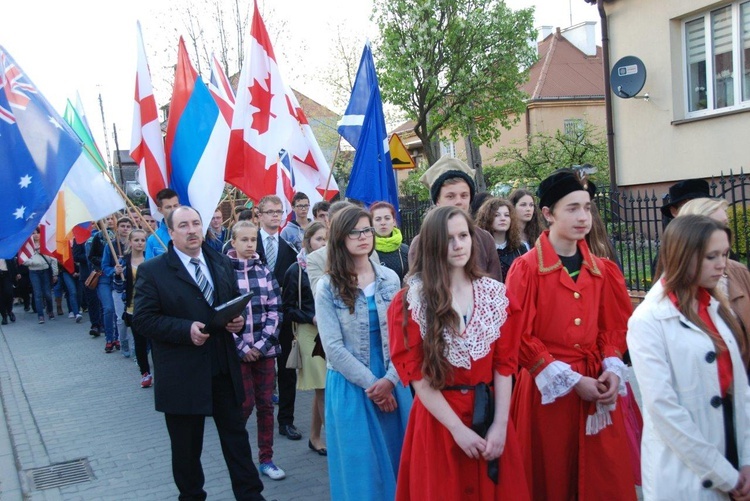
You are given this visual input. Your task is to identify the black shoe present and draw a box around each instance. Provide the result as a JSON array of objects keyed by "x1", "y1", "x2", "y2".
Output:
[
  {"x1": 1, "y1": 318, "x2": 7, "y2": 325},
  {"x1": 89, "y1": 326, "x2": 101, "y2": 337},
  {"x1": 8, "y1": 312, "x2": 15, "y2": 322},
  {"x1": 278, "y1": 424, "x2": 302, "y2": 440},
  {"x1": 308, "y1": 440, "x2": 327, "y2": 456}
]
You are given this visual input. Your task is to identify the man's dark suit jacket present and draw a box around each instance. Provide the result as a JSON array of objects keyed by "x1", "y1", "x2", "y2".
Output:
[
  {"x1": 132, "y1": 242, "x2": 244, "y2": 415},
  {"x1": 256, "y1": 230, "x2": 297, "y2": 287}
]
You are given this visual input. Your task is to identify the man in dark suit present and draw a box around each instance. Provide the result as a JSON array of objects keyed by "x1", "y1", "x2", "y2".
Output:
[
  {"x1": 133, "y1": 206, "x2": 265, "y2": 501},
  {"x1": 255, "y1": 195, "x2": 301, "y2": 441}
]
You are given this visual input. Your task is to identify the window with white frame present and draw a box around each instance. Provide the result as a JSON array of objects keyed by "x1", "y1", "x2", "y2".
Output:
[
  {"x1": 684, "y1": 1, "x2": 750, "y2": 116},
  {"x1": 440, "y1": 140, "x2": 456, "y2": 158},
  {"x1": 563, "y1": 118, "x2": 585, "y2": 138}
]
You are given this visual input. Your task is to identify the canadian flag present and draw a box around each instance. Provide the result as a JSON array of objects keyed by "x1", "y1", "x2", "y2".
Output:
[
  {"x1": 225, "y1": 0, "x2": 338, "y2": 210},
  {"x1": 130, "y1": 21, "x2": 168, "y2": 220}
]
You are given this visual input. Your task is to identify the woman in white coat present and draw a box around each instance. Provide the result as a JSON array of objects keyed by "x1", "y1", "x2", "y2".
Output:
[{"x1": 628, "y1": 215, "x2": 750, "y2": 500}]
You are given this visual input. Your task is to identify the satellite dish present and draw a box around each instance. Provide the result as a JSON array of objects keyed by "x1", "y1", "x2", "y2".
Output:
[
  {"x1": 611, "y1": 56, "x2": 647, "y2": 99},
  {"x1": 125, "y1": 181, "x2": 145, "y2": 199}
]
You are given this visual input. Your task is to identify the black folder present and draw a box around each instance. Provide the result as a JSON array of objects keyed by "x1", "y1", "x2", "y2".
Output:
[{"x1": 205, "y1": 292, "x2": 253, "y2": 333}]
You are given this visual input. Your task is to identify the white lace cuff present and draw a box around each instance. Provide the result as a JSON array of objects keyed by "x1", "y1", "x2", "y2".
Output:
[
  {"x1": 535, "y1": 361, "x2": 582, "y2": 405},
  {"x1": 586, "y1": 401, "x2": 616, "y2": 435},
  {"x1": 602, "y1": 357, "x2": 628, "y2": 396}
]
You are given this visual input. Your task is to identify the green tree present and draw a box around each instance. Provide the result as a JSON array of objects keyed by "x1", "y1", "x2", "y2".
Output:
[
  {"x1": 489, "y1": 123, "x2": 610, "y2": 189},
  {"x1": 399, "y1": 163, "x2": 431, "y2": 201},
  {"x1": 374, "y1": 0, "x2": 537, "y2": 169}
]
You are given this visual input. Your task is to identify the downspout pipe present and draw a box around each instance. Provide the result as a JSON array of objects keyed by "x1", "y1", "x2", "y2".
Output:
[{"x1": 598, "y1": 0, "x2": 617, "y2": 191}]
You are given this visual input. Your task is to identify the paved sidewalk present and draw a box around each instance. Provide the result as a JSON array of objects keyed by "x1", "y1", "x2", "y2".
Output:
[{"x1": 0, "y1": 304, "x2": 329, "y2": 501}]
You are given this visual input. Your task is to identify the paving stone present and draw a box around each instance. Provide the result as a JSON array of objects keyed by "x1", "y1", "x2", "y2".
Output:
[{"x1": 0, "y1": 304, "x2": 331, "y2": 500}]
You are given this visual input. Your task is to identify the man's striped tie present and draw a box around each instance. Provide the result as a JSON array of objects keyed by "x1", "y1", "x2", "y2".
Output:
[
  {"x1": 265, "y1": 235, "x2": 277, "y2": 272},
  {"x1": 190, "y1": 258, "x2": 214, "y2": 306}
]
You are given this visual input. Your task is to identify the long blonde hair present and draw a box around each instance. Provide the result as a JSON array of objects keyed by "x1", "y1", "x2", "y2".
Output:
[{"x1": 678, "y1": 198, "x2": 728, "y2": 218}]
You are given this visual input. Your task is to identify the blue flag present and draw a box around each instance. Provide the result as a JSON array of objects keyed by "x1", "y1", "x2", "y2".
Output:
[
  {"x1": 342, "y1": 43, "x2": 399, "y2": 214},
  {"x1": 338, "y1": 43, "x2": 380, "y2": 149},
  {"x1": 0, "y1": 47, "x2": 82, "y2": 258}
]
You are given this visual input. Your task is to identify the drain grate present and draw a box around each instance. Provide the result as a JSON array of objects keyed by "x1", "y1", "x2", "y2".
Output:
[{"x1": 25, "y1": 458, "x2": 94, "y2": 491}]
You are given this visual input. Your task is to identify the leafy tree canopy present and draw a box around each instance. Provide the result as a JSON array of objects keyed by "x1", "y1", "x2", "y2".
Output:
[
  {"x1": 374, "y1": 0, "x2": 537, "y2": 165},
  {"x1": 486, "y1": 122, "x2": 610, "y2": 192}
]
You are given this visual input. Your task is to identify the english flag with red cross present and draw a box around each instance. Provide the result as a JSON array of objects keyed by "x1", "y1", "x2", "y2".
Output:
[
  {"x1": 225, "y1": 0, "x2": 338, "y2": 214},
  {"x1": 130, "y1": 22, "x2": 168, "y2": 220}
]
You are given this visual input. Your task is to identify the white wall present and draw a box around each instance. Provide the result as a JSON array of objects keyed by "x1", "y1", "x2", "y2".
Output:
[{"x1": 607, "y1": 0, "x2": 750, "y2": 186}]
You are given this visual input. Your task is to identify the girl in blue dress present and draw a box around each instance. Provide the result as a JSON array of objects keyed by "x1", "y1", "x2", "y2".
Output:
[{"x1": 315, "y1": 205, "x2": 412, "y2": 501}]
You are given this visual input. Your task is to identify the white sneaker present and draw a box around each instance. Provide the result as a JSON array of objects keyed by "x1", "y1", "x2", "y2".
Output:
[
  {"x1": 75, "y1": 314, "x2": 83, "y2": 323},
  {"x1": 68, "y1": 312, "x2": 75, "y2": 318},
  {"x1": 259, "y1": 462, "x2": 286, "y2": 480}
]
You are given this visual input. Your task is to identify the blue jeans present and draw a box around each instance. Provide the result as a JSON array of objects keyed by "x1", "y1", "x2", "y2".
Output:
[
  {"x1": 29, "y1": 269, "x2": 53, "y2": 318},
  {"x1": 53, "y1": 271, "x2": 79, "y2": 315},
  {"x1": 97, "y1": 279, "x2": 117, "y2": 342}
]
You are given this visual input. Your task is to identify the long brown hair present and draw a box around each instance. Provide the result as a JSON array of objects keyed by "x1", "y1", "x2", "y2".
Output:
[
  {"x1": 302, "y1": 222, "x2": 327, "y2": 254},
  {"x1": 510, "y1": 189, "x2": 545, "y2": 245},
  {"x1": 586, "y1": 203, "x2": 617, "y2": 261},
  {"x1": 406, "y1": 206, "x2": 483, "y2": 389},
  {"x1": 659, "y1": 215, "x2": 747, "y2": 362},
  {"x1": 326, "y1": 206, "x2": 373, "y2": 314},
  {"x1": 475, "y1": 197, "x2": 523, "y2": 251}
]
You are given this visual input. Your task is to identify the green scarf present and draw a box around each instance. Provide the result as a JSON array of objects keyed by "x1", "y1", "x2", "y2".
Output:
[{"x1": 375, "y1": 227, "x2": 403, "y2": 253}]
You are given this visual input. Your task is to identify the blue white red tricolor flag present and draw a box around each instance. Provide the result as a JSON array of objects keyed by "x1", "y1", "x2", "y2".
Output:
[
  {"x1": 225, "y1": 0, "x2": 338, "y2": 206},
  {"x1": 0, "y1": 46, "x2": 87, "y2": 258},
  {"x1": 164, "y1": 38, "x2": 228, "y2": 227}
]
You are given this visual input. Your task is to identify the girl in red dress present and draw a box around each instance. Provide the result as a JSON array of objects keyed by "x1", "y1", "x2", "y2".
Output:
[
  {"x1": 387, "y1": 206, "x2": 530, "y2": 501},
  {"x1": 505, "y1": 170, "x2": 636, "y2": 500}
]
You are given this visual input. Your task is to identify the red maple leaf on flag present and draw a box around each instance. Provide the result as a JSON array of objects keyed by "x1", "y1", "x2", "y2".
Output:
[
  {"x1": 294, "y1": 151, "x2": 319, "y2": 171},
  {"x1": 249, "y1": 73, "x2": 275, "y2": 134},
  {"x1": 285, "y1": 94, "x2": 309, "y2": 125}
]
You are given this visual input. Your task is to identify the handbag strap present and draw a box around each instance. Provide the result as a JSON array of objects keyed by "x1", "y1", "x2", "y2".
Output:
[{"x1": 292, "y1": 263, "x2": 303, "y2": 340}]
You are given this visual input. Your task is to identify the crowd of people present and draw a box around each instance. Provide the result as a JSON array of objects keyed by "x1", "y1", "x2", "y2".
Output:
[{"x1": 5, "y1": 159, "x2": 750, "y2": 501}]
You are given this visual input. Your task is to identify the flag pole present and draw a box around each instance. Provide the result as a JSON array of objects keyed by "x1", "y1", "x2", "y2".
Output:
[
  {"x1": 82, "y1": 142, "x2": 168, "y2": 250},
  {"x1": 322, "y1": 136, "x2": 341, "y2": 200},
  {"x1": 97, "y1": 219, "x2": 119, "y2": 265}
]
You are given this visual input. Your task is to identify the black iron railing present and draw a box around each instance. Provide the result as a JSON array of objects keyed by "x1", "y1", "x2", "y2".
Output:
[{"x1": 397, "y1": 169, "x2": 750, "y2": 293}]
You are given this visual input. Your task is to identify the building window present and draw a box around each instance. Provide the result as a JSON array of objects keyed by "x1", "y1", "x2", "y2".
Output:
[
  {"x1": 684, "y1": 1, "x2": 750, "y2": 116},
  {"x1": 563, "y1": 119, "x2": 585, "y2": 139},
  {"x1": 440, "y1": 140, "x2": 455, "y2": 158}
]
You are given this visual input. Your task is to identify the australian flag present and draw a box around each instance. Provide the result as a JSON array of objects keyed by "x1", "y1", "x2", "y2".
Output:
[{"x1": 0, "y1": 46, "x2": 80, "y2": 257}]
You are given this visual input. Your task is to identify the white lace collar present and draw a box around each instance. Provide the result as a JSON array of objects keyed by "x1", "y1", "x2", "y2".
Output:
[{"x1": 406, "y1": 275, "x2": 509, "y2": 369}]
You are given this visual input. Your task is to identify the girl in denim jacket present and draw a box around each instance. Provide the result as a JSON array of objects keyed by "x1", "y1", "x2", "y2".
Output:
[
  {"x1": 315, "y1": 206, "x2": 412, "y2": 501},
  {"x1": 227, "y1": 221, "x2": 286, "y2": 481}
]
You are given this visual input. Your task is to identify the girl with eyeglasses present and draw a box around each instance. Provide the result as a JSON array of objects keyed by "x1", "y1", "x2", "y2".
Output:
[{"x1": 315, "y1": 205, "x2": 412, "y2": 500}]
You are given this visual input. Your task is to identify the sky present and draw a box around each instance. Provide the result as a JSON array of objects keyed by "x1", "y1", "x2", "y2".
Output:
[{"x1": 2, "y1": 0, "x2": 599, "y2": 164}]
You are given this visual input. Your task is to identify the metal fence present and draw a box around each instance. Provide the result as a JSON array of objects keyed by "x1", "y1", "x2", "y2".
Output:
[{"x1": 398, "y1": 169, "x2": 750, "y2": 294}]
